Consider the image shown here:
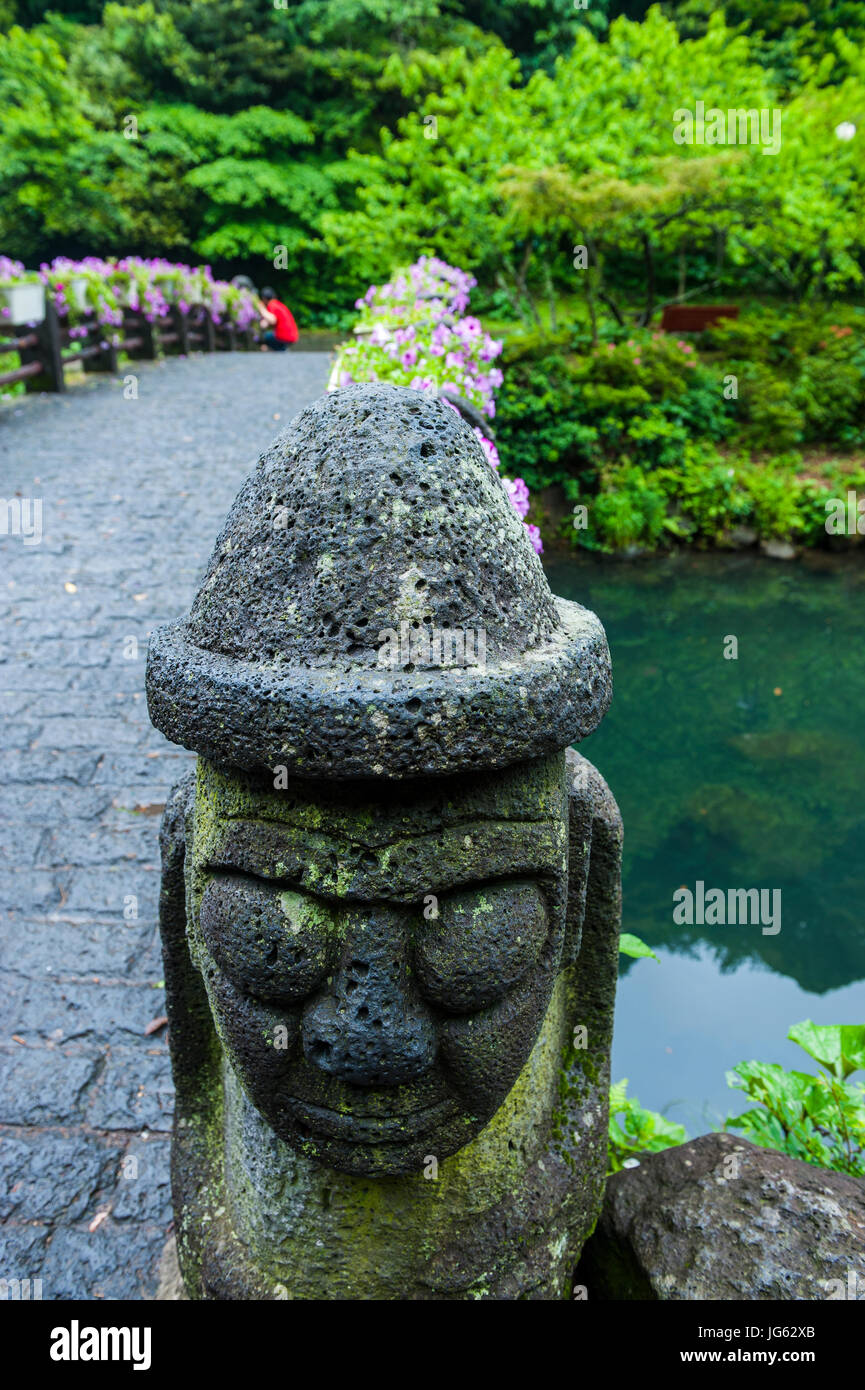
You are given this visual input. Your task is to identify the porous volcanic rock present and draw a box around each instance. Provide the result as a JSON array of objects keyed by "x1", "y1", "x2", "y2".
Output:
[
  {"x1": 146, "y1": 382, "x2": 611, "y2": 781},
  {"x1": 577, "y1": 1132, "x2": 865, "y2": 1300}
]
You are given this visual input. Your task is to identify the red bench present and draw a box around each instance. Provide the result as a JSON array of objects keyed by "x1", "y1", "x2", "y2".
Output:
[{"x1": 660, "y1": 304, "x2": 739, "y2": 333}]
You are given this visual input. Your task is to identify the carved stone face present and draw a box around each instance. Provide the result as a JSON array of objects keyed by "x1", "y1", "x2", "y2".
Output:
[{"x1": 187, "y1": 756, "x2": 571, "y2": 1175}]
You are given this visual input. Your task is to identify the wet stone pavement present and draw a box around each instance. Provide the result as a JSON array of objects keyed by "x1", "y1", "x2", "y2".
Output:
[{"x1": 0, "y1": 352, "x2": 331, "y2": 1299}]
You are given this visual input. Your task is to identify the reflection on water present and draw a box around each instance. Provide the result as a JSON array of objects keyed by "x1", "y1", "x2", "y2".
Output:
[
  {"x1": 614, "y1": 948, "x2": 865, "y2": 1136},
  {"x1": 545, "y1": 549, "x2": 865, "y2": 1133}
]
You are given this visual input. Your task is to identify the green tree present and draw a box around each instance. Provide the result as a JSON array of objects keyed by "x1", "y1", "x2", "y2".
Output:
[
  {"x1": 321, "y1": 43, "x2": 537, "y2": 291},
  {"x1": 0, "y1": 25, "x2": 138, "y2": 257},
  {"x1": 325, "y1": 10, "x2": 787, "y2": 315}
]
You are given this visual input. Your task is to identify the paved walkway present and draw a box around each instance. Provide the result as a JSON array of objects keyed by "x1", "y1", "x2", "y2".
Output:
[{"x1": 0, "y1": 352, "x2": 331, "y2": 1299}]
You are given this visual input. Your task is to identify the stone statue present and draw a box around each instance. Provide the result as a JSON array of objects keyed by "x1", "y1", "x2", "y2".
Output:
[{"x1": 147, "y1": 383, "x2": 622, "y2": 1299}]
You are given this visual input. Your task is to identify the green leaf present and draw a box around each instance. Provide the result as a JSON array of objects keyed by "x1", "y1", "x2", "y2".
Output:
[
  {"x1": 619, "y1": 932, "x2": 659, "y2": 961},
  {"x1": 607, "y1": 1076, "x2": 686, "y2": 1172},
  {"x1": 609, "y1": 1077, "x2": 630, "y2": 1114},
  {"x1": 788, "y1": 1021, "x2": 865, "y2": 1079}
]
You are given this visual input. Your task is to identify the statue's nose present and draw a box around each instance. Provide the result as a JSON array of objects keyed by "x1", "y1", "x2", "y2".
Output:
[{"x1": 301, "y1": 913, "x2": 436, "y2": 1086}]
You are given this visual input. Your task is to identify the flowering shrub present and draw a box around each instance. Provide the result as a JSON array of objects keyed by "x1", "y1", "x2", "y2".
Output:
[
  {"x1": 0, "y1": 256, "x2": 33, "y2": 286},
  {"x1": 209, "y1": 276, "x2": 260, "y2": 333},
  {"x1": 331, "y1": 256, "x2": 541, "y2": 553},
  {"x1": 355, "y1": 256, "x2": 475, "y2": 326},
  {"x1": 39, "y1": 257, "x2": 124, "y2": 339},
  {"x1": 0, "y1": 253, "x2": 259, "y2": 340}
]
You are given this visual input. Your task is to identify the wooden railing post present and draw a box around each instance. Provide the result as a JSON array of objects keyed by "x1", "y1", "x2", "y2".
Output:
[
  {"x1": 200, "y1": 307, "x2": 216, "y2": 352},
  {"x1": 124, "y1": 315, "x2": 157, "y2": 360},
  {"x1": 83, "y1": 323, "x2": 120, "y2": 375},
  {"x1": 20, "y1": 303, "x2": 65, "y2": 393},
  {"x1": 175, "y1": 306, "x2": 190, "y2": 355}
]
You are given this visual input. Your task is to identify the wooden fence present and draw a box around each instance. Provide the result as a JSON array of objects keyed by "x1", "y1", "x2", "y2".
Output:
[{"x1": 0, "y1": 303, "x2": 258, "y2": 394}]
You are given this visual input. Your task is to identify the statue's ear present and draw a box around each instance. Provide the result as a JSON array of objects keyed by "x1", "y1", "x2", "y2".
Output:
[
  {"x1": 158, "y1": 769, "x2": 195, "y2": 957},
  {"x1": 563, "y1": 750, "x2": 623, "y2": 969},
  {"x1": 159, "y1": 769, "x2": 218, "y2": 1106},
  {"x1": 564, "y1": 749, "x2": 594, "y2": 967}
]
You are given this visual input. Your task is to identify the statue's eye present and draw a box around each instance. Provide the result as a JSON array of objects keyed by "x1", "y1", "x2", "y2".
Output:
[
  {"x1": 414, "y1": 881, "x2": 548, "y2": 1013},
  {"x1": 198, "y1": 874, "x2": 333, "y2": 1002}
]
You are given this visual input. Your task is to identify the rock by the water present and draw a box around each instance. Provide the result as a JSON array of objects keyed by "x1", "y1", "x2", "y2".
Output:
[
  {"x1": 760, "y1": 538, "x2": 797, "y2": 560},
  {"x1": 577, "y1": 1132, "x2": 865, "y2": 1300}
]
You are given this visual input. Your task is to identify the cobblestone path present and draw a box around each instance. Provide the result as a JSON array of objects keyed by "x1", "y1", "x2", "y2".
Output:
[{"x1": 0, "y1": 352, "x2": 331, "y2": 1299}]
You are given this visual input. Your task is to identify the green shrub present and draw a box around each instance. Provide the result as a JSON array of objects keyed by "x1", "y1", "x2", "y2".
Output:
[
  {"x1": 495, "y1": 351, "x2": 598, "y2": 490},
  {"x1": 587, "y1": 464, "x2": 667, "y2": 550},
  {"x1": 702, "y1": 307, "x2": 865, "y2": 450},
  {"x1": 699, "y1": 305, "x2": 803, "y2": 366},
  {"x1": 792, "y1": 463, "x2": 865, "y2": 542},
  {"x1": 497, "y1": 327, "x2": 732, "y2": 490},
  {"x1": 726, "y1": 1022, "x2": 865, "y2": 1176},
  {"x1": 655, "y1": 442, "x2": 751, "y2": 543},
  {"x1": 736, "y1": 362, "x2": 806, "y2": 450},
  {"x1": 740, "y1": 455, "x2": 805, "y2": 539},
  {"x1": 608, "y1": 1079, "x2": 687, "y2": 1175},
  {"x1": 795, "y1": 357, "x2": 864, "y2": 446},
  {"x1": 498, "y1": 304, "x2": 865, "y2": 553},
  {"x1": 580, "y1": 447, "x2": 843, "y2": 551}
]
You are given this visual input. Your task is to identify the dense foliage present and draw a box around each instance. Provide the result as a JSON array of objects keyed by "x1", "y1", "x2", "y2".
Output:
[
  {"x1": 4, "y1": 2, "x2": 865, "y2": 549},
  {"x1": 496, "y1": 307, "x2": 865, "y2": 551},
  {"x1": 728, "y1": 1021, "x2": 865, "y2": 1176},
  {"x1": 2, "y1": 4, "x2": 865, "y2": 324}
]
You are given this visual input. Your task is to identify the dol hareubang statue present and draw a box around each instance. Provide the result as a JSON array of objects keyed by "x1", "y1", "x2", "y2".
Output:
[{"x1": 146, "y1": 383, "x2": 622, "y2": 1300}]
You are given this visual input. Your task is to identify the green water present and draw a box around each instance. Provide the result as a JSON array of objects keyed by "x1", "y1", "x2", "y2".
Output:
[{"x1": 546, "y1": 549, "x2": 865, "y2": 1135}]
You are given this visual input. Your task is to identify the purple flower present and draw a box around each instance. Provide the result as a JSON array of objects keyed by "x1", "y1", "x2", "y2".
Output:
[
  {"x1": 526, "y1": 523, "x2": 543, "y2": 555},
  {"x1": 332, "y1": 254, "x2": 539, "y2": 544},
  {"x1": 504, "y1": 477, "x2": 530, "y2": 520},
  {"x1": 473, "y1": 428, "x2": 500, "y2": 470}
]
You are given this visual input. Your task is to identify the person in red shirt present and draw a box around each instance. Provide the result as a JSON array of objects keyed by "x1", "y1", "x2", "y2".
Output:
[{"x1": 258, "y1": 286, "x2": 298, "y2": 351}]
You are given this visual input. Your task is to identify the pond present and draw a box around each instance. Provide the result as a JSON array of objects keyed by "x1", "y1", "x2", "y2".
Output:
[{"x1": 545, "y1": 549, "x2": 865, "y2": 1137}]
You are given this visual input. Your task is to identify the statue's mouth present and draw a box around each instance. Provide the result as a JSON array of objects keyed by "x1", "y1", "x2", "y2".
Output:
[{"x1": 284, "y1": 1095, "x2": 459, "y2": 1145}]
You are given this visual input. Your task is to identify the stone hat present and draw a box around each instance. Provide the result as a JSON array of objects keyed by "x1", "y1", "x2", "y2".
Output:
[{"x1": 146, "y1": 383, "x2": 611, "y2": 780}]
